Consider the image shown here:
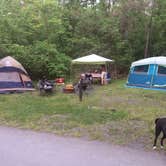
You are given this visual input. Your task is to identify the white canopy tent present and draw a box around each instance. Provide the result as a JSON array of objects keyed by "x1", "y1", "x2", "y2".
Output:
[
  {"x1": 72, "y1": 54, "x2": 113, "y2": 64},
  {"x1": 71, "y1": 54, "x2": 114, "y2": 84}
]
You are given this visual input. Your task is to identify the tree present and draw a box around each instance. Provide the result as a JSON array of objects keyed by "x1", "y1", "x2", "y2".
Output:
[
  {"x1": 0, "y1": 0, "x2": 165, "y2": 79},
  {"x1": 150, "y1": 0, "x2": 166, "y2": 56}
]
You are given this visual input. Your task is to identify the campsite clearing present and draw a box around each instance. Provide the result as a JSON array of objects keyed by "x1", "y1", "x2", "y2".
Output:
[{"x1": 0, "y1": 79, "x2": 165, "y2": 149}]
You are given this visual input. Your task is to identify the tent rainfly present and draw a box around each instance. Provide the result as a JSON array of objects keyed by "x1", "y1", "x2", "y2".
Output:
[
  {"x1": 0, "y1": 56, "x2": 35, "y2": 93},
  {"x1": 126, "y1": 56, "x2": 166, "y2": 91},
  {"x1": 72, "y1": 54, "x2": 113, "y2": 64}
]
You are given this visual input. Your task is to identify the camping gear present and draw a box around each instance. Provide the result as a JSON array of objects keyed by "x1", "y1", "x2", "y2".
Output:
[
  {"x1": 63, "y1": 84, "x2": 75, "y2": 93},
  {"x1": 38, "y1": 79, "x2": 54, "y2": 94},
  {"x1": 126, "y1": 56, "x2": 166, "y2": 91},
  {"x1": 0, "y1": 56, "x2": 35, "y2": 93},
  {"x1": 55, "y1": 78, "x2": 64, "y2": 85}
]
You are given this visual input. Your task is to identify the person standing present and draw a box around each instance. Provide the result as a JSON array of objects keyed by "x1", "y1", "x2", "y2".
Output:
[{"x1": 101, "y1": 66, "x2": 107, "y2": 85}]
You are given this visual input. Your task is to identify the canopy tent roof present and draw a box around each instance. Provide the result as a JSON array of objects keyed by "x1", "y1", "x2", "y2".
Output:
[
  {"x1": 0, "y1": 56, "x2": 27, "y2": 74},
  {"x1": 131, "y1": 56, "x2": 166, "y2": 67},
  {"x1": 72, "y1": 54, "x2": 113, "y2": 64}
]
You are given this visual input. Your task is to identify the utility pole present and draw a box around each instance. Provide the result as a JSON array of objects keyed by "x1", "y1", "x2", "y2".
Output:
[
  {"x1": 144, "y1": 0, "x2": 154, "y2": 58},
  {"x1": 144, "y1": 13, "x2": 153, "y2": 58}
]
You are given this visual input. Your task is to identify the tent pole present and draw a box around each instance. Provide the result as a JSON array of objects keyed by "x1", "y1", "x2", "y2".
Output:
[{"x1": 105, "y1": 62, "x2": 107, "y2": 72}]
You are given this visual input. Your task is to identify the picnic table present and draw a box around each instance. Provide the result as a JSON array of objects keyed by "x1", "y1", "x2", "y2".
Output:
[{"x1": 91, "y1": 73, "x2": 101, "y2": 84}]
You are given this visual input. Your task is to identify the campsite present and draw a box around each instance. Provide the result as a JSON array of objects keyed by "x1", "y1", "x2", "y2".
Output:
[{"x1": 0, "y1": 54, "x2": 165, "y2": 148}]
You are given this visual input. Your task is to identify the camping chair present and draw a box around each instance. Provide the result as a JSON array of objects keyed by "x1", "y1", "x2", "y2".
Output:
[{"x1": 37, "y1": 79, "x2": 55, "y2": 95}]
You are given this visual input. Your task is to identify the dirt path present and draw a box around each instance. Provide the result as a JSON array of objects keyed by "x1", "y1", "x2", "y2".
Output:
[{"x1": 0, "y1": 126, "x2": 165, "y2": 166}]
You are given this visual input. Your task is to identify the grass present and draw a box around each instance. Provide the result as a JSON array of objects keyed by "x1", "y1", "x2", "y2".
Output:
[{"x1": 0, "y1": 79, "x2": 165, "y2": 149}]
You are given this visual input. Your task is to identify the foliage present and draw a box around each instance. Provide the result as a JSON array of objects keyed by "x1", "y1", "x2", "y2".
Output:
[{"x1": 0, "y1": 0, "x2": 165, "y2": 79}]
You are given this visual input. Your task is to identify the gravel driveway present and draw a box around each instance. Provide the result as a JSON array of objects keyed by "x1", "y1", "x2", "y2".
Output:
[{"x1": 0, "y1": 126, "x2": 165, "y2": 166}]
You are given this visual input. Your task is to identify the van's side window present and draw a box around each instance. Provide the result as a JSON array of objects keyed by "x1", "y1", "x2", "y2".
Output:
[{"x1": 134, "y1": 65, "x2": 149, "y2": 73}]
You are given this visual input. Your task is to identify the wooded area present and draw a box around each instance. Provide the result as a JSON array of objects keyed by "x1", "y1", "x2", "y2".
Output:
[{"x1": 0, "y1": 0, "x2": 165, "y2": 79}]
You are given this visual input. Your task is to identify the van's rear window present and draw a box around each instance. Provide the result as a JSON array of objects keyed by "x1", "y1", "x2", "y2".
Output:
[{"x1": 158, "y1": 66, "x2": 166, "y2": 75}]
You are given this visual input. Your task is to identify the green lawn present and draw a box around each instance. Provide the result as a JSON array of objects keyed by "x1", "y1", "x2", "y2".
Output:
[{"x1": 0, "y1": 79, "x2": 165, "y2": 148}]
